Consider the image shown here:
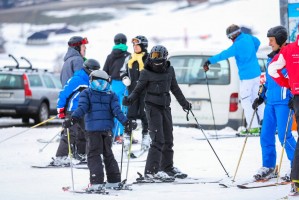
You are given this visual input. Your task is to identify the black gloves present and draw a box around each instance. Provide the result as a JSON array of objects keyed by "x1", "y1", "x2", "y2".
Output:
[
  {"x1": 183, "y1": 101, "x2": 192, "y2": 112},
  {"x1": 288, "y1": 98, "x2": 294, "y2": 110},
  {"x1": 123, "y1": 120, "x2": 137, "y2": 135},
  {"x1": 63, "y1": 117, "x2": 79, "y2": 128},
  {"x1": 203, "y1": 60, "x2": 211, "y2": 72},
  {"x1": 252, "y1": 97, "x2": 264, "y2": 110},
  {"x1": 122, "y1": 96, "x2": 133, "y2": 106}
]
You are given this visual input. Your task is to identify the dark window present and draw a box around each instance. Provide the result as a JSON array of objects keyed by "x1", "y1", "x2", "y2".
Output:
[
  {"x1": 169, "y1": 55, "x2": 230, "y2": 85},
  {"x1": 28, "y1": 74, "x2": 43, "y2": 87},
  {"x1": 0, "y1": 74, "x2": 23, "y2": 89}
]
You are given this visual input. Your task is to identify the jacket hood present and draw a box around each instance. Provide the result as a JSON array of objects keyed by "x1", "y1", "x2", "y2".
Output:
[{"x1": 64, "y1": 47, "x2": 82, "y2": 61}]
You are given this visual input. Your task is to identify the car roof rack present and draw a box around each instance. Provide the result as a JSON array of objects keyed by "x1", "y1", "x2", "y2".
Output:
[{"x1": 2, "y1": 54, "x2": 47, "y2": 72}]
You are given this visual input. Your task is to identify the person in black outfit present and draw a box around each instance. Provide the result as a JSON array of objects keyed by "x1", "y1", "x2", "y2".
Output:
[
  {"x1": 123, "y1": 45, "x2": 192, "y2": 180},
  {"x1": 122, "y1": 35, "x2": 150, "y2": 150},
  {"x1": 103, "y1": 33, "x2": 131, "y2": 142}
]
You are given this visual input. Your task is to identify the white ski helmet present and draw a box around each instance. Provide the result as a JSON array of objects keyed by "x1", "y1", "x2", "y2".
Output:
[{"x1": 89, "y1": 70, "x2": 111, "y2": 91}]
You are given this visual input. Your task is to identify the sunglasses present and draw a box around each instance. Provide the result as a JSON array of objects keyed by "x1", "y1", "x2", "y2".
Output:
[
  {"x1": 227, "y1": 29, "x2": 241, "y2": 39},
  {"x1": 132, "y1": 38, "x2": 142, "y2": 45}
]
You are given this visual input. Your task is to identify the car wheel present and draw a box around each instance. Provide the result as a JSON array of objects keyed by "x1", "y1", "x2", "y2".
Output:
[
  {"x1": 22, "y1": 117, "x2": 29, "y2": 124},
  {"x1": 34, "y1": 102, "x2": 49, "y2": 124}
]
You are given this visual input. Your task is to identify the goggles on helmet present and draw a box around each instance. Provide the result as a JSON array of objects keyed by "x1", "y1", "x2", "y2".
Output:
[
  {"x1": 132, "y1": 38, "x2": 142, "y2": 45},
  {"x1": 150, "y1": 51, "x2": 163, "y2": 59},
  {"x1": 227, "y1": 29, "x2": 241, "y2": 39},
  {"x1": 69, "y1": 37, "x2": 89, "y2": 47},
  {"x1": 91, "y1": 75, "x2": 111, "y2": 83}
]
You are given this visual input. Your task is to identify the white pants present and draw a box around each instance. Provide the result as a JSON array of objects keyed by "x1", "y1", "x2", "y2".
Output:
[{"x1": 240, "y1": 76, "x2": 264, "y2": 129}]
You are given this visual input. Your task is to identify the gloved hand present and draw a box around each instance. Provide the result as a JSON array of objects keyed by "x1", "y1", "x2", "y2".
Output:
[
  {"x1": 203, "y1": 60, "x2": 211, "y2": 72},
  {"x1": 252, "y1": 97, "x2": 264, "y2": 110},
  {"x1": 123, "y1": 120, "x2": 137, "y2": 135},
  {"x1": 183, "y1": 101, "x2": 192, "y2": 112},
  {"x1": 288, "y1": 97, "x2": 294, "y2": 110},
  {"x1": 63, "y1": 117, "x2": 79, "y2": 128},
  {"x1": 57, "y1": 108, "x2": 66, "y2": 119},
  {"x1": 122, "y1": 96, "x2": 133, "y2": 106}
]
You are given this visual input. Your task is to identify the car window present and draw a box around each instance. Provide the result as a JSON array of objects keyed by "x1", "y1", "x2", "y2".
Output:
[
  {"x1": 42, "y1": 74, "x2": 55, "y2": 88},
  {"x1": 0, "y1": 73, "x2": 23, "y2": 89},
  {"x1": 169, "y1": 55, "x2": 230, "y2": 85},
  {"x1": 28, "y1": 74, "x2": 43, "y2": 87},
  {"x1": 52, "y1": 74, "x2": 62, "y2": 89}
]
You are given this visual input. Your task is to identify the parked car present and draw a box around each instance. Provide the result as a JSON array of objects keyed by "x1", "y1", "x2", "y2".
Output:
[
  {"x1": 168, "y1": 50, "x2": 267, "y2": 130},
  {"x1": 0, "y1": 55, "x2": 61, "y2": 124}
]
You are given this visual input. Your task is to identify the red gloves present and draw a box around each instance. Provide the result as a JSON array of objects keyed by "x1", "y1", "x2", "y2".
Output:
[{"x1": 57, "y1": 108, "x2": 66, "y2": 119}]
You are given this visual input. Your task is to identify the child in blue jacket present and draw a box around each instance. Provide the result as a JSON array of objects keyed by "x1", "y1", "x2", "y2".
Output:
[{"x1": 64, "y1": 70, "x2": 135, "y2": 192}]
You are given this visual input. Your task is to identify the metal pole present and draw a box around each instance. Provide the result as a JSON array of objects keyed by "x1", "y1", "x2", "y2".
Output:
[{"x1": 0, "y1": 116, "x2": 57, "y2": 144}]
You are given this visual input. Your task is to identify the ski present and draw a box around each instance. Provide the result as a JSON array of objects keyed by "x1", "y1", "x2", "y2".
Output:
[
  {"x1": 129, "y1": 148, "x2": 148, "y2": 158},
  {"x1": 62, "y1": 186, "x2": 110, "y2": 195},
  {"x1": 36, "y1": 138, "x2": 60, "y2": 143},
  {"x1": 132, "y1": 172, "x2": 221, "y2": 185},
  {"x1": 31, "y1": 160, "x2": 86, "y2": 168},
  {"x1": 237, "y1": 181, "x2": 290, "y2": 189},
  {"x1": 219, "y1": 177, "x2": 273, "y2": 188}
]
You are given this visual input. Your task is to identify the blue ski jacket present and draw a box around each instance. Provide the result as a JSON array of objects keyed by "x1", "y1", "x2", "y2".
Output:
[
  {"x1": 72, "y1": 88, "x2": 128, "y2": 132},
  {"x1": 208, "y1": 33, "x2": 261, "y2": 80},
  {"x1": 57, "y1": 69, "x2": 89, "y2": 111}
]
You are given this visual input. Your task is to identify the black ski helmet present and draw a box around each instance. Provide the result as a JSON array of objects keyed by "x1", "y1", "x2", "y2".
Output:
[
  {"x1": 132, "y1": 35, "x2": 148, "y2": 52},
  {"x1": 114, "y1": 33, "x2": 127, "y2": 45},
  {"x1": 83, "y1": 59, "x2": 100, "y2": 72},
  {"x1": 226, "y1": 24, "x2": 241, "y2": 39},
  {"x1": 150, "y1": 45, "x2": 168, "y2": 60},
  {"x1": 267, "y1": 26, "x2": 288, "y2": 47},
  {"x1": 68, "y1": 36, "x2": 88, "y2": 52}
]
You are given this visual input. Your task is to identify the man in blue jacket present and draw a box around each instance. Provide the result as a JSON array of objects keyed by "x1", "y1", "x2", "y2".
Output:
[
  {"x1": 52, "y1": 59, "x2": 100, "y2": 166},
  {"x1": 203, "y1": 24, "x2": 263, "y2": 134},
  {"x1": 252, "y1": 26, "x2": 296, "y2": 181}
]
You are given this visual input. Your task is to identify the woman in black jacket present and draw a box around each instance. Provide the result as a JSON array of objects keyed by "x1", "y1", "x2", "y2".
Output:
[{"x1": 123, "y1": 45, "x2": 192, "y2": 181}]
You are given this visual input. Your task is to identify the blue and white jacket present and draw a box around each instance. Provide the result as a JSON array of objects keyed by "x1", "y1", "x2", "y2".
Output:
[
  {"x1": 208, "y1": 33, "x2": 261, "y2": 80},
  {"x1": 260, "y1": 51, "x2": 292, "y2": 105},
  {"x1": 57, "y1": 69, "x2": 89, "y2": 111}
]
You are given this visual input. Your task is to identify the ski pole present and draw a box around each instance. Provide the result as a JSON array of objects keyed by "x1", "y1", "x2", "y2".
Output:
[
  {"x1": 120, "y1": 134, "x2": 125, "y2": 178},
  {"x1": 0, "y1": 116, "x2": 57, "y2": 144},
  {"x1": 190, "y1": 110, "x2": 230, "y2": 177},
  {"x1": 39, "y1": 128, "x2": 63, "y2": 152},
  {"x1": 232, "y1": 108, "x2": 257, "y2": 182},
  {"x1": 276, "y1": 109, "x2": 293, "y2": 184},
  {"x1": 125, "y1": 131, "x2": 134, "y2": 181},
  {"x1": 66, "y1": 128, "x2": 75, "y2": 191},
  {"x1": 204, "y1": 72, "x2": 218, "y2": 139}
]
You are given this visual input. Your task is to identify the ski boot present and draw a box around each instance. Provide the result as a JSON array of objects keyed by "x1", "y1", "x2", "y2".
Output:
[
  {"x1": 253, "y1": 167, "x2": 277, "y2": 181},
  {"x1": 145, "y1": 171, "x2": 175, "y2": 182},
  {"x1": 49, "y1": 156, "x2": 70, "y2": 167},
  {"x1": 165, "y1": 167, "x2": 188, "y2": 179},
  {"x1": 86, "y1": 183, "x2": 106, "y2": 193}
]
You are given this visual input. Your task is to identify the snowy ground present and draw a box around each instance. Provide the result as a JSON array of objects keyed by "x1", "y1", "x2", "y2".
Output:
[{"x1": 0, "y1": 122, "x2": 297, "y2": 200}]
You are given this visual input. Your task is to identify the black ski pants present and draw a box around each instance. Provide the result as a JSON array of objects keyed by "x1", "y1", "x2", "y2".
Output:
[
  {"x1": 144, "y1": 104, "x2": 174, "y2": 175},
  {"x1": 127, "y1": 92, "x2": 148, "y2": 134},
  {"x1": 291, "y1": 95, "x2": 299, "y2": 181},
  {"x1": 56, "y1": 113, "x2": 86, "y2": 157},
  {"x1": 87, "y1": 130, "x2": 120, "y2": 184}
]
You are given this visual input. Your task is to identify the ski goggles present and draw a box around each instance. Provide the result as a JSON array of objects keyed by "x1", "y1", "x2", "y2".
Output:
[
  {"x1": 150, "y1": 52, "x2": 163, "y2": 59},
  {"x1": 69, "y1": 37, "x2": 89, "y2": 47},
  {"x1": 227, "y1": 29, "x2": 241, "y2": 39},
  {"x1": 132, "y1": 38, "x2": 142, "y2": 45}
]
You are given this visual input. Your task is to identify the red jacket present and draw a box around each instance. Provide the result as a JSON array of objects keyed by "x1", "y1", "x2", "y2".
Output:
[{"x1": 268, "y1": 35, "x2": 299, "y2": 95}]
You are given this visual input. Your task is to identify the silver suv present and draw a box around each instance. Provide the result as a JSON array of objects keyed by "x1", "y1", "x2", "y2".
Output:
[{"x1": 0, "y1": 55, "x2": 61, "y2": 124}]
